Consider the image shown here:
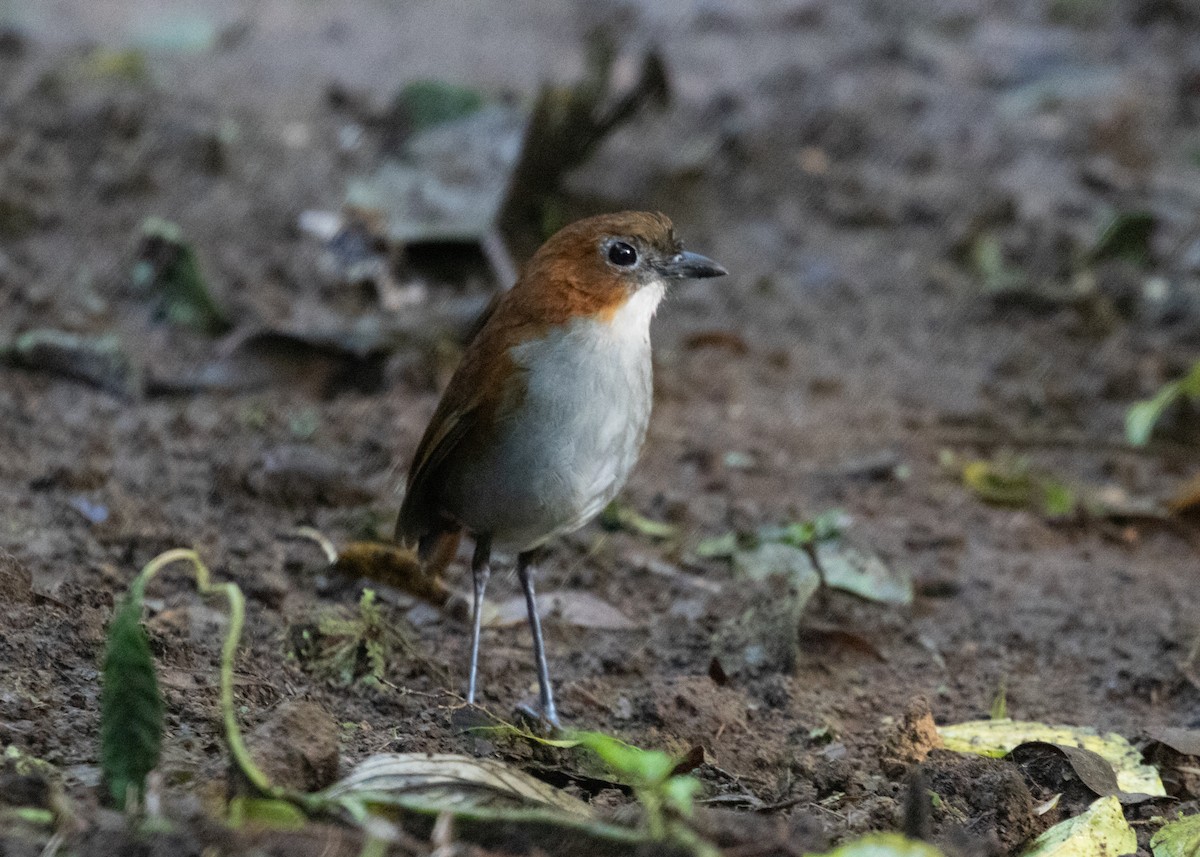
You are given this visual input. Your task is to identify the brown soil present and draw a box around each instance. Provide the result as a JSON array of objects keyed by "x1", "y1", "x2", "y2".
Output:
[{"x1": 2, "y1": 1, "x2": 1200, "y2": 855}]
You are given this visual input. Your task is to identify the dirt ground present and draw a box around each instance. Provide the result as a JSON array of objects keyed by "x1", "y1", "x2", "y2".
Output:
[{"x1": 2, "y1": 0, "x2": 1200, "y2": 855}]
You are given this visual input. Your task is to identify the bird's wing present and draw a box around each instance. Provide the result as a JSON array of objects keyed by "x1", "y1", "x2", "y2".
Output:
[
  {"x1": 395, "y1": 394, "x2": 479, "y2": 543},
  {"x1": 395, "y1": 293, "x2": 532, "y2": 544}
]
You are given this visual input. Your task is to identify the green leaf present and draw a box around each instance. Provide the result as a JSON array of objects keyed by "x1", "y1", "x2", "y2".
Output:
[
  {"x1": 813, "y1": 541, "x2": 913, "y2": 606},
  {"x1": 1090, "y1": 210, "x2": 1156, "y2": 267},
  {"x1": 1151, "y1": 813, "x2": 1200, "y2": 857},
  {"x1": 1179, "y1": 361, "x2": 1200, "y2": 399},
  {"x1": 1021, "y1": 795, "x2": 1135, "y2": 857},
  {"x1": 1039, "y1": 480, "x2": 1078, "y2": 518},
  {"x1": 228, "y1": 796, "x2": 308, "y2": 830},
  {"x1": 758, "y1": 509, "x2": 849, "y2": 548},
  {"x1": 1126, "y1": 382, "x2": 1183, "y2": 446},
  {"x1": 662, "y1": 776, "x2": 702, "y2": 818},
  {"x1": 100, "y1": 593, "x2": 164, "y2": 808},
  {"x1": 573, "y1": 731, "x2": 676, "y2": 786},
  {"x1": 599, "y1": 501, "x2": 678, "y2": 540},
  {"x1": 393, "y1": 80, "x2": 485, "y2": 133},
  {"x1": 971, "y1": 234, "x2": 1026, "y2": 294},
  {"x1": 694, "y1": 532, "x2": 738, "y2": 558},
  {"x1": 962, "y1": 457, "x2": 1036, "y2": 507},
  {"x1": 134, "y1": 217, "x2": 230, "y2": 336}
]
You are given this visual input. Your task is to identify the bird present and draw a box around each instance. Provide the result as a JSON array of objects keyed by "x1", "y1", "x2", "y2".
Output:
[{"x1": 395, "y1": 211, "x2": 726, "y2": 726}]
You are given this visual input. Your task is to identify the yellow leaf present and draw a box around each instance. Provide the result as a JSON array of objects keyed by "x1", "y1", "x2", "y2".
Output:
[
  {"x1": 1151, "y1": 813, "x2": 1200, "y2": 857},
  {"x1": 1021, "y1": 796, "x2": 1135, "y2": 857},
  {"x1": 937, "y1": 719, "x2": 1165, "y2": 796}
]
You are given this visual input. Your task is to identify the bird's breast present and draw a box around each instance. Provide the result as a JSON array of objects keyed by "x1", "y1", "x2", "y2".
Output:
[{"x1": 448, "y1": 284, "x2": 663, "y2": 550}]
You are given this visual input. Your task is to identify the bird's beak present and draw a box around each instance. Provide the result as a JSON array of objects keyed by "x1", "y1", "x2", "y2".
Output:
[{"x1": 660, "y1": 251, "x2": 728, "y2": 280}]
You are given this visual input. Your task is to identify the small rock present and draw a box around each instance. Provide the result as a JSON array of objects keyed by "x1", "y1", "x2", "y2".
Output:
[
  {"x1": 242, "y1": 699, "x2": 340, "y2": 793},
  {"x1": 885, "y1": 697, "x2": 944, "y2": 764}
]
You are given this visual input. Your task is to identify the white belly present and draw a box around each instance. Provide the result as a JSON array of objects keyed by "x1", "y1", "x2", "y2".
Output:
[{"x1": 448, "y1": 283, "x2": 663, "y2": 551}]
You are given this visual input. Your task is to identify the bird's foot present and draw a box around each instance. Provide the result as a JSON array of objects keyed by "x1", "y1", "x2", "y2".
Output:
[{"x1": 514, "y1": 702, "x2": 563, "y2": 735}]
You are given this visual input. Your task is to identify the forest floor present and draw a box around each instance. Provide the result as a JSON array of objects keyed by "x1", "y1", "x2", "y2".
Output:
[{"x1": 2, "y1": 1, "x2": 1199, "y2": 855}]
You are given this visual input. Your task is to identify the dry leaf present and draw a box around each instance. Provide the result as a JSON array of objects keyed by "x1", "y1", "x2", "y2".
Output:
[
  {"x1": 487, "y1": 590, "x2": 639, "y2": 630},
  {"x1": 322, "y1": 752, "x2": 592, "y2": 817}
]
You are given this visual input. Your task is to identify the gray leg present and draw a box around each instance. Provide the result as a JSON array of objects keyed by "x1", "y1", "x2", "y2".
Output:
[
  {"x1": 517, "y1": 551, "x2": 559, "y2": 727},
  {"x1": 467, "y1": 536, "x2": 492, "y2": 704}
]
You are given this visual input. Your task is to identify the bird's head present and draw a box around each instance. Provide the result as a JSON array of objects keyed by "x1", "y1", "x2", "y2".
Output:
[{"x1": 513, "y1": 211, "x2": 727, "y2": 322}]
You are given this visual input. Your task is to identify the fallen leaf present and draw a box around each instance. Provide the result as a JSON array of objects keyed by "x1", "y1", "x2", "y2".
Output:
[
  {"x1": 1020, "y1": 795, "x2": 1135, "y2": 857},
  {"x1": 1008, "y1": 742, "x2": 1141, "y2": 802},
  {"x1": 388, "y1": 79, "x2": 486, "y2": 137},
  {"x1": 808, "y1": 832, "x2": 946, "y2": 857},
  {"x1": 1150, "y1": 812, "x2": 1200, "y2": 857},
  {"x1": 599, "y1": 501, "x2": 677, "y2": 539},
  {"x1": 76, "y1": 48, "x2": 149, "y2": 82},
  {"x1": 6, "y1": 329, "x2": 139, "y2": 397},
  {"x1": 487, "y1": 590, "x2": 639, "y2": 630},
  {"x1": 346, "y1": 106, "x2": 526, "y2": 248},
  {"x1": 1149, "y1": 727, "x2": 1200, "y2": 757},
  {"x1": 321, "y1": 752, "x2": 592, "y2": 817},
  {"x1": 815, "y1": 540, "x2": 913, "y2": 606},
  {"x1": 694, "y1": 532, "x2": 739, "y2": 559},
  {"x1": 938, "y1": 719, "x2": 1166, "y2": 797},
  {"x1": 734, "y1": 542, "x2": 819, "y2": 586},
  {"x1": 960, "y1": 455, "x2": 1076, "y2": 516},
  {"x1": 1126, "y1": 360, "x2": 1200, "y2": 447}
]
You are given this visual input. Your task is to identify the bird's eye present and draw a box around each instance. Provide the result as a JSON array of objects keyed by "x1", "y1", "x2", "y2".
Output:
[{"x1": 607, "y1": 241, "x2": 638, "y2": 267}]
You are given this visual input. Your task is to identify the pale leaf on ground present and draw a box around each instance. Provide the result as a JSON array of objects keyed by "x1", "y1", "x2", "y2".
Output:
[
  {"x1": 733, "y1": 541, "x2": 911, "y2": 606},
  {"x1": 816, "y1": 541, "x2": 913, "y2": 606},
  {"x1": 1150, "y1": 813, "x2": 1200, "y2": 857},
  {"x1": 486, "y1": 589, "x2": 640, "y2": 630},
  {"x1": 321, "y1": 752, "x2": 592, "y2": 817},
  {"x1": 807, "y1": 832, "x2": 946, "y2": 857},
  {"x1": 938, "y1": 719, "x2": 1165, "y2": 796},
  {"x1": 1020, "y1": 796, "x2": 1135, "y2": 857}
]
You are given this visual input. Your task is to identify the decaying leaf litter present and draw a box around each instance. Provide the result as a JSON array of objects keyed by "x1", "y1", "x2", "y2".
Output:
[{"x1": 2, "y1": 0, "x2": 1200, "y2": 855}]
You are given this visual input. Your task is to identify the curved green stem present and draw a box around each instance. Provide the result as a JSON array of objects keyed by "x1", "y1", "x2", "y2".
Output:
[{"x1": 134, "y1": 549, "x2": 319, "y2": 811}]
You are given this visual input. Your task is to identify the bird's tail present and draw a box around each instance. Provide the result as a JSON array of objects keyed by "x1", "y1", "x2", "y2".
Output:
[{"x1": 417, "y1": 528, "x2": 462, "y2": 583}]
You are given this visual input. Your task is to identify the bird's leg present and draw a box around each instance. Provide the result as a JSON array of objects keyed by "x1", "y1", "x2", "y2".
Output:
[
  {"x1": 517, "y1": 551, "x2": 559, "y2": 727},
  {"x1": 467, "y1": 535, "x2": 492, "y2": 704}
]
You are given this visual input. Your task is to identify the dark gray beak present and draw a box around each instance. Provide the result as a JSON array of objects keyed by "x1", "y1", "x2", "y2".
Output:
[{"x1": 660, "y1": 250, "x2": 727, "y2": 280}]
